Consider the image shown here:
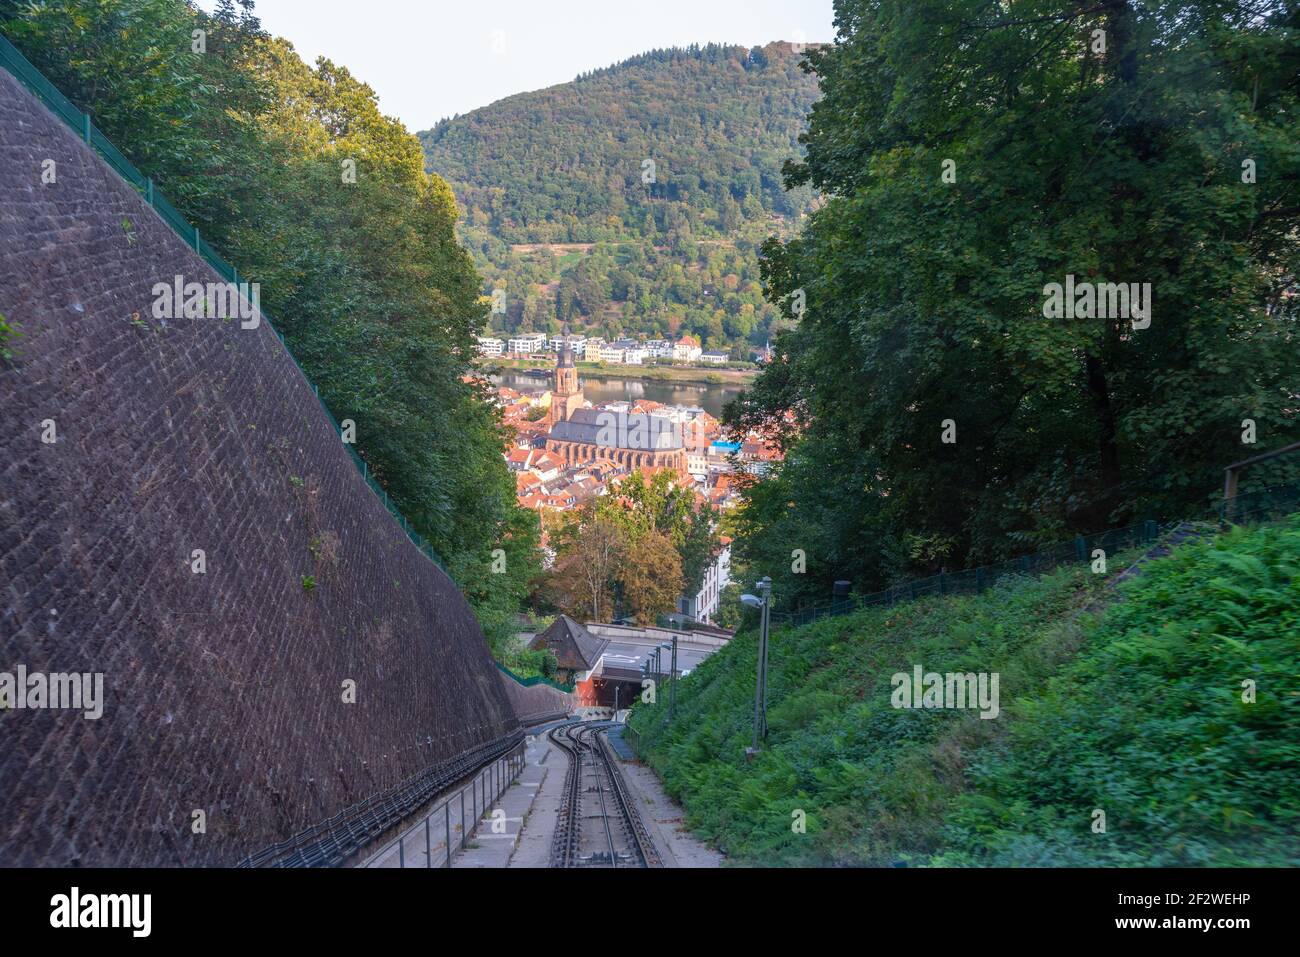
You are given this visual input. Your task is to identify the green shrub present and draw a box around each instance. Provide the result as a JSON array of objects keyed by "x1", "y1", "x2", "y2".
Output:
[
  {"x1": 938, "y1": 516, "x2": 1300, "y2": 866},
  {"x1": 0, "y1": 312, "x2": 19, "y2": 363}
]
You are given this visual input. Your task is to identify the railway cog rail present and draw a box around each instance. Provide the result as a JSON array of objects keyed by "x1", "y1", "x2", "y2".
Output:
[{"x1": 548, "y1": 722, "x2": 661, "y2": 868}]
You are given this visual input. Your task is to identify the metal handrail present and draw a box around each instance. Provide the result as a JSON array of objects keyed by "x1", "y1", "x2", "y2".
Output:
[
  {"x1": 365, "y1": 739, "x2": 528, "y2": 869},
  {"x1": 1223, "y1": 442, "x2": 1300, "y2": 520},
  {"x1": 239, "y1": 731, "x2": 523, "y2": 867}
]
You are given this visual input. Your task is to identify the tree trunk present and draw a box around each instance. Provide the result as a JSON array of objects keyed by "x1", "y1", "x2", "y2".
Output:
[{"x1": 1084, "y1": 353, "x2": 1124, "y2": 519}]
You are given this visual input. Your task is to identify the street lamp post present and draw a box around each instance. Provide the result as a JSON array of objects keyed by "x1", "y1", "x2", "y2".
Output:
[
  {"x1": 669, "y1": 635, "x2": 678, "y2": 720},
  {"x1": 741, "y1": 576, "x2": 773, "y2": 757},
  {"x1": 656, "y1": 642, "x2": 673, "y2": 725},
  {"x1": 759, "y1": 577, "x2": 771, "y2": 740}
]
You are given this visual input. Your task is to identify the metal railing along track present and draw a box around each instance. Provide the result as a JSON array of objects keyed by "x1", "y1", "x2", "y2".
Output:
[{"x1": 239, "y1": 731, "x2": 523, "y2": 867}]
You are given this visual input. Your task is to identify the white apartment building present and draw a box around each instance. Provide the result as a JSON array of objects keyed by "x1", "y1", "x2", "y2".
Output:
[
  {"x1": 680, "y1": 540, "x2": 731, "y2": 624},
  {"x1": 611, "y1": 338, "x2": 646, "y2": 365},
  {"x1": 477, "y1": 336, "x2": 504, "y2": 357},
  {"x1": 507, "y1": 333, "x2": 547, "y2": 355},
  {"x1": 700, "y1": 351, "x2": 729, "y2": 365},
  {"x1": 549, "y1": 334, "x2": 587, "y2": 358}
]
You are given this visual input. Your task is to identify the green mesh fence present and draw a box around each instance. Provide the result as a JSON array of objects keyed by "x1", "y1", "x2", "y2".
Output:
[
  {"x1": 1221, "y1": 481, "x2": 1300, "y2": 525},
  {"x1": 0, "y1": 30, "x2": 446, "y2": 571},
  {"x1": 773, "y1": 480, "x2": 1300, "y2": 630},
  {"x1": 769, "y1": 522, "x2": 1170, "y2": 629},
  {"x1": 494, "y1": 662, "x2": 575, "y2": 693},
  {"x1": 774, "y1": 520, "x2": 1159, "y2": 629}
]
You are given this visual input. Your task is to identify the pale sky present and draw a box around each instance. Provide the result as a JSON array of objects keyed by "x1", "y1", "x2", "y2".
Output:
[{"x1": 197, "y1": 0, "x2": 836, "y2": 132}]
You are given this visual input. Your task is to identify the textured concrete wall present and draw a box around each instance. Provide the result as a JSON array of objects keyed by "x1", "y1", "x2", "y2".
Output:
[
  {"x1": 0, "y1": 70, "x2": 520, "y2": 866},
  {"x1": 497, "y1": 672, "x2": 573, "y2": 726}
]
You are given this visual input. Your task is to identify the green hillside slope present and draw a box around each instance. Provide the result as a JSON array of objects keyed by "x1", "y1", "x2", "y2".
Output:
[
  {"x1": 418, "y1": 42, "x2": 819, "y2": 355},
  {"x1": 628, "y1": 516, "x2": 1300, "y2": 866}
]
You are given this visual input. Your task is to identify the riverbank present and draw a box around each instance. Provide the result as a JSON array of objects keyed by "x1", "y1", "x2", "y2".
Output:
[{"x1": 480, "y1": 357, "x2": 759, "y2": 387}]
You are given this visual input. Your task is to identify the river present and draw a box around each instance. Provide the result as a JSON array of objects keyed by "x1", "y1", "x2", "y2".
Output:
[{"x1": 489, "y1": 369, "x2": 746, "y2": 419}]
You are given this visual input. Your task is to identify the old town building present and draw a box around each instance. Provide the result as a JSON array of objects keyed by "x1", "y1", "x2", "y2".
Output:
[{"x1": 543, "y1": 344, "x2": 687, "y2": 471}]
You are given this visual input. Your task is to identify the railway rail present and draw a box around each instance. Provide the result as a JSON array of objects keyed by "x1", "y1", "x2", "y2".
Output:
[{"x1": 549, "y1": 722, "x2": 662, "y2": 868}]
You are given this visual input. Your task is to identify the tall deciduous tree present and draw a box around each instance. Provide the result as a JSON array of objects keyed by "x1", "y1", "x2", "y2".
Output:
[
  {"x1": 728, "y1": 0, "x2": 1300, "y2": 608},
  {"x1": 548, "y1": 515, "x2": 626, "y2": 622},
  {"x1": 593, "y1": 469, "x2": 717, "y2": 593},
  {"x1": 620, "y1": 530, "x2": 685, "y2": 625}
]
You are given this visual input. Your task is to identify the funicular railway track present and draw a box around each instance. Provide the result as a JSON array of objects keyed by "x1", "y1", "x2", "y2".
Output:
[{"x1": 549, "y1": 723, "x2": 662, "y2": 868}]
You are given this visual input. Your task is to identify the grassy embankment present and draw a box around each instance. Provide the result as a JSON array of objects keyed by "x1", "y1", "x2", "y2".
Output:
[{"x1": 628, "y1": 517, "x2": 1300, "y2": 866}]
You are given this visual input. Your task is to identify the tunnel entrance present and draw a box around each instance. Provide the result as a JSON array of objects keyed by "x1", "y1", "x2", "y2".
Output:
[{"x1": 579, "y1": 675, "x2": 643, "y2": 711}]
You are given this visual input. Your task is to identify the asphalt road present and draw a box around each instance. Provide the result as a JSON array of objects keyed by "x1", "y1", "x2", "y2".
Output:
[{"x1": 596, "y1": 640, "x2": 713, "y2": 678}]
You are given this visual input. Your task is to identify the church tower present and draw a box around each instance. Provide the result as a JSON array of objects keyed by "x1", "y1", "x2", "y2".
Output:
[{"x1": 548, "y1": 336, "x2": 583, "y2": 427}]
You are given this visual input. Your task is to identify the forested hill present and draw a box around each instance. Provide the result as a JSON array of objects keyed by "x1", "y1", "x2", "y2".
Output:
[
  {"x1": 417, "y1": 43, "x2": 820, "y2": 355},
  {"x1": 420, "y1": 42, "x2": 817, "y2": 242}
]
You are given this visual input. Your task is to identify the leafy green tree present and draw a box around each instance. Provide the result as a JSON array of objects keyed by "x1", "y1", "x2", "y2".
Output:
[
  {"x1": 728, "y1": 0, "x2": 1300, "y2": 607},
  {"x1": 594, "y1": 470, "x2": 717, "y2": 592},
  {"x1": 1, "y1": 0, "x2": 267, "y2": 244},
  {"x1": 547, "y1": 513, "x2": 626, "y2": 622},
  {"x1": 619, "y1": 529, "x2": 685, "y2": 625}
]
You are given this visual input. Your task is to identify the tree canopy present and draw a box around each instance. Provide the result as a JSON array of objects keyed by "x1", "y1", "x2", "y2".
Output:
[
  {"x1": 726, "y1": 0, "x2": 1300, "y2": 608},
  {"x1": 547, "y1": 470, "x2": 713, "y2": 624}
]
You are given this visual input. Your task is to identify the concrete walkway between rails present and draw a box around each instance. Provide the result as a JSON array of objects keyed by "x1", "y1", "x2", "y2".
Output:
[{"x1": 452, "y1": 728, "x2": 557, "y2": 867}]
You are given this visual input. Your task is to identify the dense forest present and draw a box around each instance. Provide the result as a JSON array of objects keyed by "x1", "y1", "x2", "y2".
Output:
[
  {"x1": 0, "y1": 0, "x2": 542, "y2": 649},
  {"x1": 419, "y1": 42, "x2": 821, "y2": 356},
  {"x1": 726, "y1": 0, "x2": 1300, "y2": 610}
]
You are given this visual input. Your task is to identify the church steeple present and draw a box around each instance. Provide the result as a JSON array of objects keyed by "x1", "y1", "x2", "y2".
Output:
[
  {"x1": 554, "y1": 344, "x2": 578, "y2": 396},
  {"x1": 549, "y1": 327, "x2": 582, "y2": 426}
]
